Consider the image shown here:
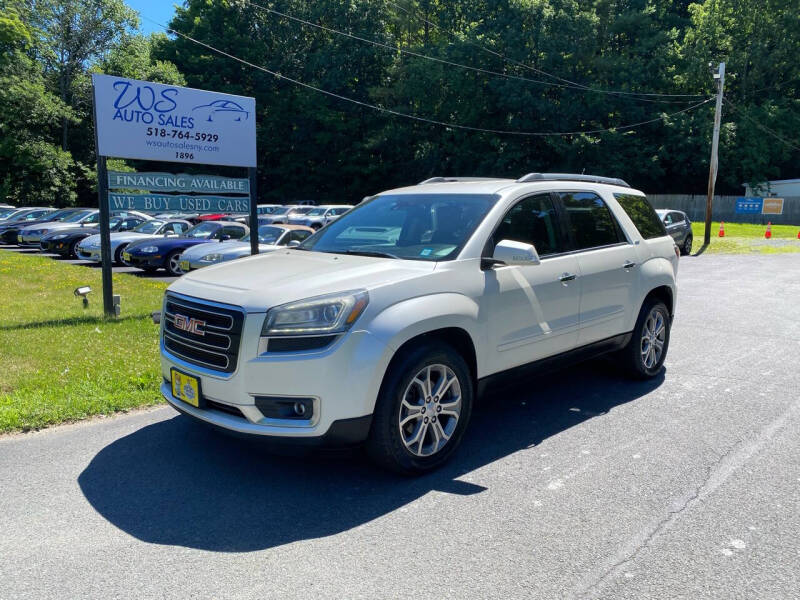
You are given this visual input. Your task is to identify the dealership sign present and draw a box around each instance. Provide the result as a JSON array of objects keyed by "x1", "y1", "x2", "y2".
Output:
[
  {"x1": 108, "y1": 171, "x2": 249, "y2": 194},
  {"x1": 92, "y1": 74, "x2": 256, "y2": 167},
  {"x1": 109, "y1": 193, "x2": 250, "y2": 214}
]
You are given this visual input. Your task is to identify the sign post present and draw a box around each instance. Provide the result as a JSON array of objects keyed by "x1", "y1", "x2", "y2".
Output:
[{"x1": 92, "y1": 74, "x2": 257, "y2": 317}]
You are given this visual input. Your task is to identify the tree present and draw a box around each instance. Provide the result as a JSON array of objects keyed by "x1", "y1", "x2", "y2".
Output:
[{"x1": 28, "y1": 0, "x2": 138, "y2": 152}]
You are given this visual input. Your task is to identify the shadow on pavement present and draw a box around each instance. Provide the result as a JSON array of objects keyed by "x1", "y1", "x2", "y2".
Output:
[{"x1": 78, "y1": 360, "x2": 664, "y2": 552}]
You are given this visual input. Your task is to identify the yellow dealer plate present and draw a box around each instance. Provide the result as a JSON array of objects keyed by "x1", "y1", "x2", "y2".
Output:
[
  {"x1": 180, "y1": 260, "x2": 190, "y2": 272},
  {"x1": 171, "y1": 368, "x2": 201, "y2": 408},
  {"x1": 122, "y1": 251, "x2": 131, "y2": 262}
]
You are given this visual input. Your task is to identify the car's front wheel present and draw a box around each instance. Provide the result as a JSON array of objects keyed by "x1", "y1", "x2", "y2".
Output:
[
  {"x1": 620, "y1": 298, "x2": 670, "y2": 379},
  {"x1": 366, "y1": 342, "x2": 473, "y2": 475},
  {"x1": 165, "y1": 250, "x2": 184, "y2": 276},
  {"x1": 114, "y1": 244, "x2": 128, "y2": 265}
]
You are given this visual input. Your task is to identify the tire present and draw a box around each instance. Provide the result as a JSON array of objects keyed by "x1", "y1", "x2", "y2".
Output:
[
  {"x1": 366, "y1": 342, "x2": 473, "y2": 475},
  {"x1": 114, "y1": 244, "x2": 128, "y2": 266},
  {"x1": 68, "y1": 239, "x2": 81, "y2": 259},
  {"x1": 681, "y1": 235, "x2": 693, "y2": 256},
  {"x1": 620, "y1": 298, "x2": 671, "y2": 379},
  {"x1": 165, "y1": 250, "x2": 184, "y2": 276}
]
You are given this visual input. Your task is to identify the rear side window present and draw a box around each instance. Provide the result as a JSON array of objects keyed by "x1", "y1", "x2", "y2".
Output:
[
  {"x1": 222, "y1": 226, "x2": 246, "y2": 239},
  {"x1": 494, "y1": 193, "x2": 565, "y2": 257},
  {"x1": 614, "y1": 194, "x2": 667, "y2": 239},
  {"x1": 560, "y1": 192, "x2": 623, "y2": 250}
]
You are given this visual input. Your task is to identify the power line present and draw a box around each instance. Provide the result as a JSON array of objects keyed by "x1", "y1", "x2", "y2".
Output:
[
  {"x1": 724, "y1": 98, "x2": 800, "y2": 152},
  {"x1": 242, "y1": 0, "x2": 697, "y2": 105},
  {"x1": 383, "y1": 0, "x2": 707, "y2": 100},
  {"x1": 137, "y1": 13, "x2": 713, "y2": 138}
]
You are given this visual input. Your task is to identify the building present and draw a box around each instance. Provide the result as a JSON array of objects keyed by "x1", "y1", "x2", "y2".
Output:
[{"x1": 744, "y1": 178, "x2": 800, "y2": 197}]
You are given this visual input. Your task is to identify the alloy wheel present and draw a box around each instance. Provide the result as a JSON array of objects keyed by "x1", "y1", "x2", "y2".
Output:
[
  {"x1": 640, "y1": 308, "x2": 666, "y2": 370},
  {"x1": 398, "y1": 364, "x2": 462, "y2": 457},
  {"x1": 169, "y1": 253, "x2": 184, "y2": 275}
]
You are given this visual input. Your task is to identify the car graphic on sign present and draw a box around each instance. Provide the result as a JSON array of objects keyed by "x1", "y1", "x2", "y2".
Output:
[{"x1": 191, "y1": 100, "x2": 249, "y2": 123}]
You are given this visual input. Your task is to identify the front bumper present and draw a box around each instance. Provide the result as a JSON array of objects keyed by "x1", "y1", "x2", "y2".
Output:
[
  {"x1": 160, "y1": 314, "x2": 394, "y2": 443},
  {"x1": 77, "y1": 247, "x2": 101, "y2": 261},
  {"x1": 127, "y1": 253, "x2": 164, "y2": 269},
  {"x1": 41, "y1": 239, "x2": 74, "y2": 255},
  {"x1": 19, "y1": 233, "x2": 44, "y2": 246}
]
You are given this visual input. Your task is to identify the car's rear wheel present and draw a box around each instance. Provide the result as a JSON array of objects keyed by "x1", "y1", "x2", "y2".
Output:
[
  {"x1": 165, "y1": 250, "x2": 184, "y2": 276},
  {"x1": 681, "y1": 235, "x2": 693, "y2": 256},
  {"x1": 366, "y1": 342, "x2": 473, "y2": 475},
  {"x1": 620, "y1": 298, "x2": 670, "y2": 379}
]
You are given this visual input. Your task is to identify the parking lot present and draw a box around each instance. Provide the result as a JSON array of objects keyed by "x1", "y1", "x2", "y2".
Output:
[
  {"x1": 1, "y1": 252, "x2": 798, "y2": 599},
  {"x1": 0, "y1": 244, "x2": 179, "y2": 284}
]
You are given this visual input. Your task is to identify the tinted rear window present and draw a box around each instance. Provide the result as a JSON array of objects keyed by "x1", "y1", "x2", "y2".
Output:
[{"x1": 614, "y1": 194, "x2": 667, "y2": 240}]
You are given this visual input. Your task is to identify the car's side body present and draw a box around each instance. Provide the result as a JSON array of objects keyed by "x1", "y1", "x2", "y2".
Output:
[
  {"x1": 159, "y1": 177, "x2": 677, "y2": 458},
  {"x1": 656, "y1": 209, "x2": 692, "y2": 254},
  {"x1": 180, "y1": 225, "x2": 315, "y2": 271},
  {"x1": 76, "y1": 220, "x2": 193, "y2": 262},
  {"x1": 125, "y1": 221, "x2": 248, "y2": 273},
  {"x1": 39, "y1": 216, "x2": 149, "y2": 257}
]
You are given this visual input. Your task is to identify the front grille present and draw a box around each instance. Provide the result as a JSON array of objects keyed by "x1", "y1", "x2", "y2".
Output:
[{"x1": 163, "y1": 293, "x2": 244, "y2": 373}]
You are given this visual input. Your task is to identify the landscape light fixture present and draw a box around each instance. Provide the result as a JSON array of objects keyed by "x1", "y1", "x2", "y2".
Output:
[{"x1": 74, "y1": 286, "x2": 92, "y2": 308}]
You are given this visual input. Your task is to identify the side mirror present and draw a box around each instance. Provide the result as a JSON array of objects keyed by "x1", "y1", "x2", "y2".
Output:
[
  {"x1": 287, "y1": 240, "x2": 301, "y2": 247},
  {"x1": 220, "y1": 234, "x2": 232, "y2": 242},
  {"x1": 486, "y1": 239, "x2": 541, "y2": 267}
]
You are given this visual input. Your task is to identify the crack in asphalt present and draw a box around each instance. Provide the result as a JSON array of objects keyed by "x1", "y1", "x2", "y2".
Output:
[{"x1": 575, "y1": 397, "x2": 800, "y2": 600}]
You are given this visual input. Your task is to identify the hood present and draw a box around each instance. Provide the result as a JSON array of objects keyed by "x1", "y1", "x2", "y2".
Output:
[
  {"x1": 169, "y1": 249, "x2": 436, "y2": 312},
  {"x1": 127, "y1": 236, "x2": 214, "y2": 252},
  {"x1": 43, "y1": 227, "x2": 98, "y2": 239},
  {"x1": 180, "y1": 239, "x2": 249, "y2": 260}
]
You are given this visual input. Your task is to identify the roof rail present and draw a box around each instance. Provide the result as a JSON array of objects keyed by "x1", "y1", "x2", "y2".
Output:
[
  {"x1": 418, "y1": 177, "x2": 505, "y2": 185},
  {"x1": 516, "y1": 173, "x2": 630, "y2": 188}
]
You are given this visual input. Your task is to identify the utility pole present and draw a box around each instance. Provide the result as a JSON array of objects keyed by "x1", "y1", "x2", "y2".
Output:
[{"x1": 704, "y1": 61, "x2": 725, "y2": 246}]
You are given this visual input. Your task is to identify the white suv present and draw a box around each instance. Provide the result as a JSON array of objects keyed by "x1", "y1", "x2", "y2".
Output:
[{"x1": 160, "y1": 174, "x2": 678, "y2": 474}]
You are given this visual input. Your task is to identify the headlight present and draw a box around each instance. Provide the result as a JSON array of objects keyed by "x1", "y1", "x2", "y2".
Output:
[
  {"x1": 51, "y1": 233, "x2": 69, "y2": 240},
  {"x1": 201, "y1": 253, "x2": 223, "y2": 262},
  {"x1": 261, "y1": 290, "x2": 369, "y2": 337},
  {"x1": 139, "y1": 245, "x2": 159, "y2": 253}
]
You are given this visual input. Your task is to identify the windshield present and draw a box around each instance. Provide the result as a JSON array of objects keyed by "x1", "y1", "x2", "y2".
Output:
[
  {"x1": 257, "y1": 206, "x2": 279, "y2": 214},
  {"x1": 47, "y1": 209, "x2": 76, "y2": 221},
  {"x1": 134, "y1": 220, "x2": 164, "y2": 234},
  {"x1": 184, "y1": 222, "x2": 219, "y2": 238},
  {"x1": 109, "y1": 217, "x2": 123, "y2": 229},
  {"x1": 63, "y1": 210, "x2": 93, "y2": 223},
  {"x1": 300, "y1": 194, "x2": 497, "y2": 261},
  {"x1": 0, "y1": 208, "x2": 19, "y2": 219}
]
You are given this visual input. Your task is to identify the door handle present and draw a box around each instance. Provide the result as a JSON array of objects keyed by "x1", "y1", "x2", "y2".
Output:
[
  {"x1": 559, "y1": 273, "x2": 577, "y2": 282},
  {"x1": 623, "y1": 261, "x2": 636, "y2": 269}
]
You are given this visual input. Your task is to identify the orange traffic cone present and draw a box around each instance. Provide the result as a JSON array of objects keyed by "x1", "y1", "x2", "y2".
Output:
[
  {"x1": 765, "y1": 222, "x2": 772, "y2": 239},
  {"x1": 797, "y1": 229, "x2": 800, "y2": 239},
  {"x1": 718, "y1": 222, "x2": 725, "y2": 237}
]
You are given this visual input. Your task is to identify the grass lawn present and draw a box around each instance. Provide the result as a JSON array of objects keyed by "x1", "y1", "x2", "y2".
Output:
[
  {"x1": 690, "y1": 222, "x2": 800, "y2": 254},
  {"x1": 0, "y1": 251, "x2": 168, "y2": 433}
]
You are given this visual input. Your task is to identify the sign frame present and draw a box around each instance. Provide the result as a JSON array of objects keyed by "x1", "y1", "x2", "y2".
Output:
[{"x1": 92, "y1": 77, "x2": 258, "y2": 317}]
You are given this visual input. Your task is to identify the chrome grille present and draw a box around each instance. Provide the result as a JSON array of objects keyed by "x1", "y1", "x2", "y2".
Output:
[{"x1": 162, "y1": 293, "x2": 244, "y2": 373}]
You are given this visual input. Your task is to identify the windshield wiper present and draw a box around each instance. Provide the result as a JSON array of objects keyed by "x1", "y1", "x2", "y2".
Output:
[{"x1": 341, "y1": 249, "x2": 399, "y2": 259}]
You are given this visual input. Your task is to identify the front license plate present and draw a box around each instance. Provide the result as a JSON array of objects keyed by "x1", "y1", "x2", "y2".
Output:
[
  {"x1": 180, "y1": 260, "x2": 190, "y2": 272},
  {"x1": 171, "y1": 369, "x2": 203, "y2": 408},
  {"x1": 17, "y1": 235, "x2": 23, "y2": 242},
  {"x1": 122, "y1": 252, "x2": 131, "y2": 262}
]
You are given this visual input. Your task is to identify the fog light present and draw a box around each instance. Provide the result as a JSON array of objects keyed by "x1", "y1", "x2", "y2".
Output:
[
  {"x1": 293, "y1": 402, "x2": 307, "y2": 417},
  {"x1": 254, "y1": 396, "x2": 315, "y2": 421}
]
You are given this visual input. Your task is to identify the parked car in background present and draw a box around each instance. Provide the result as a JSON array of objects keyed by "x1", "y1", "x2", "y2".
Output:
[
  {"x1": 159, "y1": 173, "x2": 678, "y2": 474},
  {"x1": 288, "y1": 205, "x2": 353, "y2": 230},
  {"x1": 18, "y1": 209, "x2": 151, "y2": 247},
  {"x1": 257, "y1": 204, "x2": 281, "y2": 215},
  {"x1": 258, "y1": 205, "x2": 314, "y2": 224},
  {"x1": 40, "y1": 215, "x2": 149, "y2": 258},
  {"x1": 0, "y1": 207, "x2": 85, "y2": 244},
  {"x1": 77, "y1": 219, "x2": 193, "y2": 264},
  {"x1": 124, "y1": 220, "x2": 248, "y2": 275},
  {"x1": 656, "y1": 209, "x2": 692, "y2": 255},
  {"x1": 0, "y1": 208, "x2": 56, "y2": 239},
  {"x1": 179, "y1": 224, "x2": 314, "y2": 271}
]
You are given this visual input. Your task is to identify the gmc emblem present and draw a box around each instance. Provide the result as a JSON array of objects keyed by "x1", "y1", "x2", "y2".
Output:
[{"x1": 174, "y1": 314, "x2": 206, "y2": 336}]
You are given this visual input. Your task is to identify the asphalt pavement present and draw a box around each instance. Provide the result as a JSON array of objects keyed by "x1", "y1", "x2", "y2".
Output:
[{"x1": 1, "y1": 253, "x2": 799, "y2": 599}]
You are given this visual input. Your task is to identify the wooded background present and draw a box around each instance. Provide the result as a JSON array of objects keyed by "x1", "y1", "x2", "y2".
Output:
[{"x1": 1, "y1": 0, "x2": 798, "y2": 207}]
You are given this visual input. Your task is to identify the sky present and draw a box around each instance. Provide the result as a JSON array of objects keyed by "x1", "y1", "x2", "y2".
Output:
[{"x1": 125, "y1": 0, "x2": 178, "y2": 35}]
